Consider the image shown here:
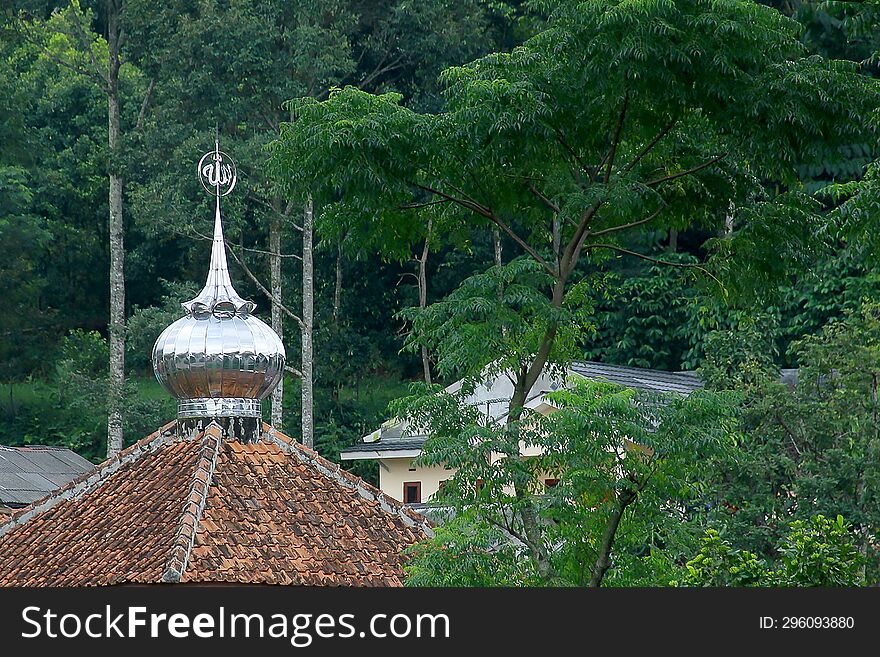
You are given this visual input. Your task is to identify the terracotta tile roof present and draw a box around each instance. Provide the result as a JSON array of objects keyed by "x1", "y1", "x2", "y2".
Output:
[{"x1": 0, "y1": 421, "x2": 431, "y2": 587}]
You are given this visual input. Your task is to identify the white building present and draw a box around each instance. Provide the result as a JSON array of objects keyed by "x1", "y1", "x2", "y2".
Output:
[{"x1": 341, "y1": 361, "x2": 705, "y2": 505}]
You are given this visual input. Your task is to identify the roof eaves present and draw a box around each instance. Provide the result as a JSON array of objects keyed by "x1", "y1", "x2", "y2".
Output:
[
  {"x1": 0, "y1": 419, "x2": 178, "y2": 539},
  {"x1": 263, "y1": 423, "x2": 435, "y2": 537},
  {"x1": 340, "y1": 437, "x2": 427, "y2": 454},
  {"x1": 162, "y1": 422, "x2": 223, "y2": 583}
]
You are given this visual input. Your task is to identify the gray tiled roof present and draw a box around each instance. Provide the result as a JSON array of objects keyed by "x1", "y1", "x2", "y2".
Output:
[
  {"x1": 342, "y1": 360, "x2": 705, "y2": 456},
  {"x1": 780, "y1": 369, "x2": 799, "y2": 388},
  {"x1": 341, "y1": 429, "x2": 427, "y2": 454},
  {"x1": 570, "y1": 361, "x2": 703, "y2": 395},
  {"x1": 345, "y1": 437, "x2": 427, "y2": 453},
  {"x1": 0, "y1": 445, "x2": 94, "y2": 508}
]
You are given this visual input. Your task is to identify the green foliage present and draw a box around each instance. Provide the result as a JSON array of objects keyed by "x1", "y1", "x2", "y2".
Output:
[
  {"x1": 777, "y1": 515, "x2": 864, "y2": 586},
  {"x1": 404, "y1": 510, "x2": 539, "y2": 587},
  {"x1": 675, "y1": 515, "x2": 864, "y2": 587},
  {"x1": 401, "y1": 257, "x2": 602, "y2": 382},
  {"x1": 677, "y1": 529, "x2": 771, "y2": 587},
  {"x1": 126, "y1": 280, "x2": 197, "y2": 373},
  {"x1": 586, "y1": 253, "x2": 714, "y2": 370},
  {"x1": 698, "y1": 314, "x2": 781, "y2": 389},
  {"x1": 694, "y1": 303, "x2": 880, "y2": 581},
  {"x1": 588, "y1": 246, "x2": 880, "y2": 374},
  {"x1": 779, "y1": 249, "x2": 880, "y2": 358},
  {"x1": 1, "y1": 0, "x2": 514, "y2": 467},
  {"x1": 0, "y1": 166, "x2": 52, "y2": 376},
  {"x1": 0, "y1": 330, "x2": 174, "y2": 461},
  {"x1": 272, "y1": 0, "x2": 878, "y2": 298},
  {"x1": 399, "y1": 375, "x2": 738, "y2": 586}
]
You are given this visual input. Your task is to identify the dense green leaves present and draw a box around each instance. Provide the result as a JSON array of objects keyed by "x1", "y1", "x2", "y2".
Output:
[
  {"x1": 0, "y1": 0, "x2": 513, "y2": 455},
  {"x1": 397, "y1": 375, "x2": 737, "y2": 586},
  {"x1": 693, "y1": 303, "x2": 880, "y2": 582},
  {"x1": 272, "y1": 0, "x2": 878, "y2": 287},
  {"x1": 400, "y1": 257, "x2": 602, "y2": 382},
  {"x1": 676, "y1": 515, "x2": 864, "y2": 587}
]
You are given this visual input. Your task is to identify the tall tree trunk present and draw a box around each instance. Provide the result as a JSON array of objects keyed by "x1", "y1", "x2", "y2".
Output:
[
  {"x1": 505, "y1": 276, "x2": 568, "y2": 584},
  {"x1": 333, "y1": 235, "x2": 343, "y2": 326},
  {"x1": 419, "y1": 221, "x2": 432, "y2": 384},
  {"x1": 493, "y1": 227, "x2": 503, "y2": 301},
  {"x1": 106, "y1": 0, "x2": 125, "y2": 458},
  {"x1": 588, "y1": 488, "x2": 637, "y2": 587},
  {"x1": 270, "y1": 213, "x2": 283, "y2": 429},
  {"x1": 301, "y1": 197, "x2": 314, "y2": 448}
]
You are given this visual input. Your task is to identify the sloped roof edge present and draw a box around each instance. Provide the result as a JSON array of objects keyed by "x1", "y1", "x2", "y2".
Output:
[
  {"x1": 0, "y1": 419, "x2": 178, "y2": 539},
  {"x1": 263, "y1": 423, "x2": 434, "y2": 537}
]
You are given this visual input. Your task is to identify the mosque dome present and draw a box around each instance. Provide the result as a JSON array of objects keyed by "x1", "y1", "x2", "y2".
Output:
[{"x1": 152, "y1": 143, "x2": 285, "y2": 423}]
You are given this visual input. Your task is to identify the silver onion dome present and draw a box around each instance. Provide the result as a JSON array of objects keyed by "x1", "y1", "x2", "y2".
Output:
[{"x1": 152, "y1": 142, "x2": 285, "y2": 421}]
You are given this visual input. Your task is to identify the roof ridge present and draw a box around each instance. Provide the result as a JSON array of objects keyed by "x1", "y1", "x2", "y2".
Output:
[
  {"x1": 1, "y1": 444, "x2": 75, "y2": 451},
  {"x1": 262, "y1": 423, "x2": 434, "y2": 537},
  {"x1": 0, "y1": 420, "x2": 178, "y2": 538},
  {"x1": 162, "y1": 422, "x2": 223, "y2": 583},
  {"x1": 575, "y1": 359, "x2": 699, "y2": 374}
]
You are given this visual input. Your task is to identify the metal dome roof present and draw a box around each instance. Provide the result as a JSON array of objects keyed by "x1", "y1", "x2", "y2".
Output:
[{"x1": 151, "y1": 143, "x2": 285, "y2": 420}]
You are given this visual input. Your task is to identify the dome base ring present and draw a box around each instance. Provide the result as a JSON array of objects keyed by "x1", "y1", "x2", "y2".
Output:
[{"x1": 178, "y1": 398, "x2": 262, "y2": 419}]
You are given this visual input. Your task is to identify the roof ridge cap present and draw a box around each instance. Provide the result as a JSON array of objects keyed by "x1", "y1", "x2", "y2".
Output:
[
  {"x1": 162, "y1": 424, "x2": 223, "y2": 583},
  {"x1": 262, "y1": 423, "x2": 434, "y2": 537},
  {"x1": 0, "y1": 420, "x2": 177, "y2": 538}
]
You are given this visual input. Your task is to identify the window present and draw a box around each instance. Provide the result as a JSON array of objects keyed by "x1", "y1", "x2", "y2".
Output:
[
  {"x1": 475, "y1": 479, "x2": 485, "y2": 494},
  {"x1": 403, "y1": 481, "x2": 421, "y2": 504},
  {"x1": 544, "y1": 478, "x2": 559, "y2": 491}
]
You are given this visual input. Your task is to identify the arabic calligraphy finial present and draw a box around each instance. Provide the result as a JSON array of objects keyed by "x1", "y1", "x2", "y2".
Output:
[
  {"x1": 197, "y1": 133, "x2": 237, "y2": 197},
  {"x1": 182, "y1": 135, "x2": 254, "y2": 317}
]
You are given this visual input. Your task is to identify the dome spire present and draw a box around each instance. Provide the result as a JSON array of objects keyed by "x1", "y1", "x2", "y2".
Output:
[
  {"x1": 182, "y1": 137, "x2": 255, "y2": 316},
  {"x1": 152, "y1": 136, "x2": 286, "y2": 442}
]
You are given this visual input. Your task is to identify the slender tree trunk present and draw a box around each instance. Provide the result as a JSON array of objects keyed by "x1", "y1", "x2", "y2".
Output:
[
  {"x1": 551, "y1": 216, "x2": 561, "y2": 269},
  {"x1": 106, "y1": 1, "x2": 125, "y2": 458},
  {"x1": 301, "y1": 197, "x2": 314, "y2": 448},
  {"x1": 493, "y1": 227, "x2": 503, "y2": 301},
  {"x1": 419, "y1": 221, "x2": 432, "y2": 384},
  {"x1": 505, "y1": 275, "x2": 568, "y2": 583},
  {"x1": 589, "y1": 488, "x2": 636, "y2": 587},
  {"x1": 270, "y1": 213, "x2": 283, "y2": 429},
  {"x1": 668, "y1": 227, "x2": 678, "y2": 252},
  {"x1": 333, "y1": 235, "x2": 343, "y2": 326}
]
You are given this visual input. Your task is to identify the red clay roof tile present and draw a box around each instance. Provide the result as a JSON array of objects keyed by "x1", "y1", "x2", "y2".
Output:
[{"x1": 0, "y1": 422, "x2": 430, "y2": 586}]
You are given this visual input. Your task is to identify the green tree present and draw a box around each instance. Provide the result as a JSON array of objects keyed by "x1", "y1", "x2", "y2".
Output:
[
  {"x1": 676, "y1": 515, "x2": 864, "y2": 587},
  {"x1": 698, "y1": 303, "x2": 880, "y2": 582},
  {"x1": 5, "y1": 0, "x2": 157, "y2": 455},
  {"x1": 0, "y1": 167, "x2": 52, "y2": 380},
  {"x1": 396, "y1": 368, "x2": 736, "y2": 586},
  {"x1": 124, "y1": 0, "x2": 514, "y2": 445},
  {"x1": 271, "y1": 0, "x2": 878, "y2": 581}
]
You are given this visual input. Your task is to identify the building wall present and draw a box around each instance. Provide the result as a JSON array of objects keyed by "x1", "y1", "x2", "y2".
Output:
[
  {"x1": 379, "y1": 458, "x2": 453, "y2": 503},
  {"x1": 376, "y1": 404, "x2": 561, "y2": 503}
]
